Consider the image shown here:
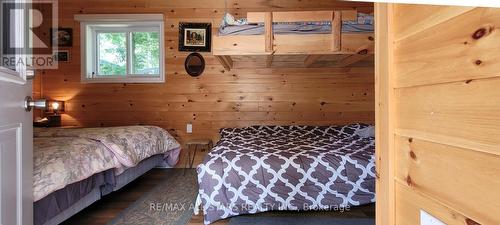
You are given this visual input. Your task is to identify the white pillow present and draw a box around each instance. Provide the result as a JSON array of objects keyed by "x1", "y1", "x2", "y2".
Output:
[
  {"x1": 355, "y1": 126, "x2": 375, "y2": 138},
  {"x1": 221, "y1": 13, "x2": 248, "y2": 26}
]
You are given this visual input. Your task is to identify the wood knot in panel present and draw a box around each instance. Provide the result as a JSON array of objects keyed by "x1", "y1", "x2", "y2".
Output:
[
  {"x1": 406, "y1": 175, "x2": 413, "y2": 187},
  {"x1": 471, "y1": 26, "x2": 494, "y2": 40},
  {"x1": 358, "y1": 49, "x2": 369, "y2": 55},
  {"x1": 409, "y1": 151, "x2": 417, "y2": 160},
  {"x1": 465, "y1": 218, "x2": 481, "y2": 225}
]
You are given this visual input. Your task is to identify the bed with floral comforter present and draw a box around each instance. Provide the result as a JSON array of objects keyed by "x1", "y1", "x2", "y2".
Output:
[
  {"x1": 33, "y1": 125, "x2": 181, "y2": 201},
  {"x1": 33, "y1": 137, "x2": 120, "y2": 201},
  {"x1": 34, "y1": 125, "x2": 181, "y2": 167}
]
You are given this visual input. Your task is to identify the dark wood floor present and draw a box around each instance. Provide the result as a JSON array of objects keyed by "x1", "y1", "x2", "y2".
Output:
[
  {"x1": 188, "y1": 203, "x2": 375, "y2": 225},
  {"x1": 62, "y1": 169, "x2": 375, "y2": 225}
]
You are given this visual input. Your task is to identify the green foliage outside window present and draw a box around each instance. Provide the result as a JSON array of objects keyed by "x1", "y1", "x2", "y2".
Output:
[
  {"x1": 98, "y1": 31, "x2": 160, "y2": 76},
  {"x1": 133, "y1": 32, "x2": 160, "y2": 75}
]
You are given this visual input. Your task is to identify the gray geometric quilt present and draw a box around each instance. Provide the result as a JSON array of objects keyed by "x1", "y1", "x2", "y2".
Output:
[{"x1": 196, "y1": 124, "x2": 376, "y2": 224}]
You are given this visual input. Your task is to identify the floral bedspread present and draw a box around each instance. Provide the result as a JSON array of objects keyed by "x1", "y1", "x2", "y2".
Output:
[
  {"x1": 34, "y1": 126, "x2": 181, "y2": 167},
  {"x1": 33, "y1": 137, "x2": 120, "y2": 201}
]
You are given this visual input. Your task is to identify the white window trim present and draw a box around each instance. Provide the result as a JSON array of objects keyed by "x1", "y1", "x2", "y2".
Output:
[{"x1": 75, "y1": 14, "x2": 165, "y2": 83}]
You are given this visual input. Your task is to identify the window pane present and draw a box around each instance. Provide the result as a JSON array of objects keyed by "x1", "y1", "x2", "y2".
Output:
[
  {"x1": 132, "y1": 32, "x2": 160, "y2": 75},
  {"x1": 98, "y1": 33, "x2": 127, "y2": 76}
]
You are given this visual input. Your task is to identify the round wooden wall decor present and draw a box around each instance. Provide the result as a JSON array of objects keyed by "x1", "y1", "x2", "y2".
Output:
[{"x1": 184, "y1": 52, "x2": 205, "y2": 77}]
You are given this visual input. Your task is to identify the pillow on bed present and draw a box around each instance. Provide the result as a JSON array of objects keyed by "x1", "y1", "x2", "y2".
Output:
[
  {"x1": 343, "y1": 13, "x2": 374, "y2": 25},
  {"x1": 357, "y1": 13, "x2": 374, "y2": 25},
  {"x1": 221, "y1": 13, "x2": 247, "y2": 27},
  {"x1": 354, "y1": 125, "x2": 375, "y2": 138}
]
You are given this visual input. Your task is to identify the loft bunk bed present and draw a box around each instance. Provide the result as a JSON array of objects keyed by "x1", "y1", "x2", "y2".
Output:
[{"x1": 213, "y1": 10, "x2": 374, "y2": 70}]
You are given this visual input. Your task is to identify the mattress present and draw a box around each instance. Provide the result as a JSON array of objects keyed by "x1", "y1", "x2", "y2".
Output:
[
  {"x1": 217, "y1": 12, "x2": 374, "y2": 36},
  {"x1": 218, "y1": 23, "x2": 373, "y2": 36},
  {"x1": 33, "y1": 125, "x2": 181, "y2": 200},
  {"x1": 196, "y1": 124, "x2": 376, "y2": 224},
  {"x1": 35, "y1": 154, "x2": 170, "y2": 225},
  {"x1": 102, "y1": 154, "x2": 167, "y2": 195},
  {"x1": 33, "y1": 125, "x2": 182, "y2": 225},
  {"x1": 33, "y1": 137, "x2": 121, "y2": 202},
  {"x1": 34, "y1": 171, "x2": 112, "y2": 225},
  {"x1": 34, "y1": 125, "x2": 181, "y2": 168}
]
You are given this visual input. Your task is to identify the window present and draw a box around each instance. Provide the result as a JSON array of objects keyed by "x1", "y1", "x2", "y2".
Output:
[{"x1": 76, "y1": 14, "x2": 164, "y2": 83}]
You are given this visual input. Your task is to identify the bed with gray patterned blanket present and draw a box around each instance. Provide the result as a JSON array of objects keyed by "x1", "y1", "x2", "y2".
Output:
[{"x1": 195, "y1": 124, "x2": 375, "y2": 224}]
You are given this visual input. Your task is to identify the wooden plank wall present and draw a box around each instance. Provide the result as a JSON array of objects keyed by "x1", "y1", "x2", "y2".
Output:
[
  {"x1": 35, "y1": 0, "x2": 374, "y2": 165},
  {"x1": 374, "y1": 4, "x2": 394, "y2": 225},
  {"x1": 386, "y1": 4, "x2": 500, "y2": 225}
]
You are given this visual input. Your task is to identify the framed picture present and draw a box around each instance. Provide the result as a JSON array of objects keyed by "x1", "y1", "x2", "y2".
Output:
[
  {"x1": 53, "y1": 50, "x2": 70, "y2": 62},
  {"x1": 179, "y1": 23, "x2": 211, "y2": 52},
  {"x1": 51, "y1": 28, "x2": 73, "y2": 47}
]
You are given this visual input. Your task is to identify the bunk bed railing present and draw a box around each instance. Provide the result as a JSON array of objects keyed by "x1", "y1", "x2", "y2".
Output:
[
  {"x1": 212, "y1": 10, "x2": 375, "y2": 70},
  {"x1": 245, "y1": 11, "x2": 343, "y2": 52}
]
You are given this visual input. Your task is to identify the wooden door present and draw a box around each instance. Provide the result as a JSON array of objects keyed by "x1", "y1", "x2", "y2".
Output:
[{"x1": 375, "y1": 3, "x2": 500, "y2": 225}]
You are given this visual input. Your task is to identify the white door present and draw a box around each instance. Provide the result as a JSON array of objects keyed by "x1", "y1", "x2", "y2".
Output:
[{"x1": 0, "y1": 1, "x2": 33, "y2": 225}]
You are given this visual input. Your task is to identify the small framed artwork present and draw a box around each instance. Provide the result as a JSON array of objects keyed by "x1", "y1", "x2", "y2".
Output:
[
  {"x1": 51, "y1": 28, "x2": 73, "y2": 47},
  {"x1": 179, "y1": 23, "x2": 211, "y2": 52},
  {"x1": 53, "y1": 50, "x2": 70, "y2": 62}
]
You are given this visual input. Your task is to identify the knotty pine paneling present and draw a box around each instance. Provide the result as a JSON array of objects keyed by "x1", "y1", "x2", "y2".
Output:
[
  {"x1": 394, "y1": 7, "x2": 500, "y2": 88},
  {"x1": 395, "y1": 136, "x2": 500, "y2": 225},
  {"x1": 36, "y1": 0, "x2": 374, "y2": 166},
  {"x1": 389, "y1": 5, "x2": 500, "y2": 225}
]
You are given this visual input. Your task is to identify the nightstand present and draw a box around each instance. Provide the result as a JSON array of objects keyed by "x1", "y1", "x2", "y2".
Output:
[{"x1": 184, "y1": 139, "x2": 214, "y2": 169}]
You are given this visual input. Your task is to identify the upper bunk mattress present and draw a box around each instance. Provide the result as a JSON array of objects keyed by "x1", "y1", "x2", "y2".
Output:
[
  {"x1": 218, "y1": 13, "x2": 374, "y2": 36},
  {"x1": 218, "y1": 23, "x2": 373, "y2": 36},
  {"x1": 196, "y1": 124, "x2": 376, "y2": 224}
]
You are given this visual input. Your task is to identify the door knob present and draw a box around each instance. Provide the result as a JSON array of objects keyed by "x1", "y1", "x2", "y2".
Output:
[{"x1": 24, "y1": 96, "x2": 47, "y2": 112}]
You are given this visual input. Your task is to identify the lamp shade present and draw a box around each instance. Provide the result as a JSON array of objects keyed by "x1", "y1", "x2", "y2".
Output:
[
  {"x1": 48, "y1": 100, "x2": 65, "y2": 113},
  {"x1": 51, "y1": 102, "x2": 60, "y2": 110}
]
